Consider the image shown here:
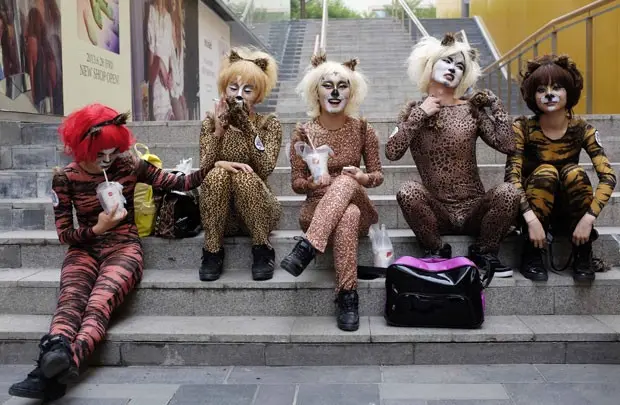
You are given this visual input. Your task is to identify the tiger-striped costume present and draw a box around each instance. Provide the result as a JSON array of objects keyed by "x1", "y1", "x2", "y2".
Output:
[
  {"x1": 50, "y1": 156, "x2": 209, "y2": 368},
  {"x1": 505, "y1": 116, "x2": 616, "y2": 230}
]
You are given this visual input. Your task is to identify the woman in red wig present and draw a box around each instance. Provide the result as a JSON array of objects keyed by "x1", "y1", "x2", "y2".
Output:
[{"x1": 9, "y1": 103, "x2": 210, "y2": 401}]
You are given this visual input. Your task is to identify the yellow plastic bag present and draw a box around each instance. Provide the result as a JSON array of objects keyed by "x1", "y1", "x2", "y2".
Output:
[{"x1": 133, "y1": 143, "x2": 163, "y2": 237}]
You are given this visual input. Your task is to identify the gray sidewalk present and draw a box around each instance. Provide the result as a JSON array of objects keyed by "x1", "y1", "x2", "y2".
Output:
[{"x1": 1, "y1": 364, "x2": 619, "y2": 404}]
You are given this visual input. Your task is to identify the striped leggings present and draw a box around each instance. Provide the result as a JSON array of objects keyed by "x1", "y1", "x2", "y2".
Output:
[
  {"x1": 525, "y1": 163, "x2": 593, "y2": 230},
  {"x1": 49, "y1": 240, "x2": 143, "y2": 367}
]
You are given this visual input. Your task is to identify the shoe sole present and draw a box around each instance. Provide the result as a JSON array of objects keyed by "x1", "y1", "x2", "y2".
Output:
[
  {"x1": 8, "y1": 386, "x2": 45, "y2": 399},
  {"x1": 337, "y1": 323, "x2": 360, "y2": 332},
  {"x1": 199, "y1": 273, "x2": 221, "y2": 282},
  {"x1": 280, "y1": 260, "x2": 304, "y2": 277},
  {"x1": 573, "y1": 274, "x2": 595, "y2": 283},
  {"x1": 521, "y1": 273, "x2": 549, "y2": 282},
  {"x1": 493, "y1": 270, "x2": 513, "y2": 278},
  {"x1": 40, "y1": 351, "x2": 70, "y2": 379},
  {"x1": 57, "y1": 367, "x2": 80, "y2": 385},
  {"x1": 252, "y1": 272, "x2": 274, "y2": 281}
]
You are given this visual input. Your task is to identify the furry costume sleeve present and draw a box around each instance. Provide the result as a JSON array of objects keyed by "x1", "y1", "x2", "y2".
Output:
[
  {"x1": 504, "y1": 117, "x2": 532, "y2": 214},
  {"x1": 199, "y1": 113, "x2": 221, "y2": 172},
  {"x1": 471, "y1": 90, "x2": 515, "y2": 154},
  {"x1": 362, "y1": 122, "x2": 384, "y2": 188},
  {"x1": 582, "y1": 122, "x2": 617, "y2": 217},
  {"x1": 386, "y1": 100, "x2": 428, "y2": 161},
  {"x1": 243, "y1": 114, "x2": 283, "y2": 179},
  {"x1": 52, "y1": 169, "x2": 97, "y2": 245},
  {"x1": 289, "y1": 123, "x2": 312, "y2": 194},
  {"x1": 135, "y1": 158, "x2": 209, "y2": 191}
]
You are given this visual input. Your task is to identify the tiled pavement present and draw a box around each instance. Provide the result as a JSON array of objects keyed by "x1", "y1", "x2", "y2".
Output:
[{"x1": 1, "y1": 364, "x2": 620, "y2": 404}]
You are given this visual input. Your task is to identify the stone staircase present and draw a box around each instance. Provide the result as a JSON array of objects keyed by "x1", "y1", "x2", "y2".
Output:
[{"x1": 2, "y1": 115, "x2": 620, "y2": 367}]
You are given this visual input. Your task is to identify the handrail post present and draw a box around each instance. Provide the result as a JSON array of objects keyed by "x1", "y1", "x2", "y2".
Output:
[
  {"x1": 507, "y1": 62, "x2": 512, "y2": 113},
  {"x1": 585, "y1": 16, "x2": 593, "y2": 114},
  {"x1": 551, "y1": 31, "x2": 558, "y2": 55},
  {"x1": 496, "y1": 69, "x2": 502, "y2": 100},
  {"x1": 532, "y1": 42, "x2": 538, "y2": 58},
  {"x1": 517, "y1": 54, "x2": 524, "y2": 114},
  {"x1": 320, "y1": 0, "x2": 328, "y2": 52}
]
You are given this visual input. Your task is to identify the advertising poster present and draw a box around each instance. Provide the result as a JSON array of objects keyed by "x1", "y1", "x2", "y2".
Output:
[
  {"x1": 198, "y1": 1, "x2": 230, "y2": 117},
  {"x1": 130, "y1": 0, "x2": 199, "y2": 122},
  {"x1": 61, "y1": 0, "x2": 131, "y2": 116},
  {"x1": 0, "y1": 0, "x2": 63, "y2": 115}
]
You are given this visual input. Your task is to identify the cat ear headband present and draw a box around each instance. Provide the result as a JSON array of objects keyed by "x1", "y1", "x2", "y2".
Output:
[
  {"x1": 229, "y1": 50, "x2": 269, "y2": 72},
  {"x1": 80, "y1": 111, "x2": 130, "y2": 142}
]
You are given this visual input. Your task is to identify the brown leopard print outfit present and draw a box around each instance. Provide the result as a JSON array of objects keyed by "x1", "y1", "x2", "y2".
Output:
[
  {"x1": 290, "y1": 117, "x2": 383, "y2": 291},
  {"x1": 386, "y1": 92, "x2": 520, "y2": 253},
  {"x1": 199, "y1": 112, "x2": 282, "y2": 252}
]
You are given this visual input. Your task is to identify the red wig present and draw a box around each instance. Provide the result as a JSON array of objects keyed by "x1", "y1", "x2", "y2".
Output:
[{"x1": 59, "y1": 103, "x2": 135, "y2": 162}]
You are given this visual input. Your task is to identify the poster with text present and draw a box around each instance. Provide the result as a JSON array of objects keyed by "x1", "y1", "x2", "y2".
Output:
[
  {"x1": 0, "y1": 0, "x2": 63, "y2": 115},
  {"x1": 130, "y1": 0, "x2": 199, "y2": 122},
  {"x1": 60, "y1": 0, "x2": 131, "y2": 116},
  {"x1": 198, "y1": 1, "x2": 230, "y2": 117}
]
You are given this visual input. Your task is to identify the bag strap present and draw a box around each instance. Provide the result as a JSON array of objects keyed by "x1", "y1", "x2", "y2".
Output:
[
  {"x1": 134, "y1": 143, "x2": 150, "y2": 159},
  {"x1": 357, "y1": 265, "x2": 387, "y2": 280},
  {"x1": 541, "y1": 231, "x2": 573, "y2": 274},
  {"x1": 481, "y1": 265, "x2": 495, "y2": 289}
]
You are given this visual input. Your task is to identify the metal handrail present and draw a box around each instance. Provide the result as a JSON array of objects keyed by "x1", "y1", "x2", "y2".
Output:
[
  {"x1": 394, "y1": 0, "x2": 429, "y2": 37},
  {"x1": 320, "y1": 0, "x2": 328, "y2": 51},
  {"x1": 457, "y1": 29, "x2": 469, "y2": 45},
  {"x1": 240, "y1": 0, "x2": 254, "y2": 22},
  {"x1": 481, "y1": 0, "x2": 619, "y2": 114},
  {"x1": 483, "y1": 0, "x2": 617, "y2": 73}
]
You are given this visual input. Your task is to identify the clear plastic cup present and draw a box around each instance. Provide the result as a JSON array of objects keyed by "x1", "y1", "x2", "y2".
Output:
[
  {"x1": 305, "y1": 150, "x2": 330, "y2": 182},
  {"x1": 96, "y1": 181, "x2": 126, "y2": 220},
  {"x1": 374, "y1": 247, "x2": 394, "y2": 268}
]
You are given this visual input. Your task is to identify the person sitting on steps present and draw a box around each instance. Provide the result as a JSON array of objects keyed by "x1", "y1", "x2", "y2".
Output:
[
  {"x1": 8, "y1": 104, "x2": 212, "y2": 401},
  {"x1": 386, "y1": 33, "x2": 520, "y2": 278},
  {"x1": 280, "y1": 53, "x2": 384, "y2": 332},
  {"x1": 505, "y1": 55, "x2": 616, "y2": 282},
  {"x1": 198, "y1": 47, "x2": 282, "y2": 282}
]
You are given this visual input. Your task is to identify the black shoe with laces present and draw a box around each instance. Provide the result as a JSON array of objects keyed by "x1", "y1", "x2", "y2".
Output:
[
  {"x1": 8, "y1": 366, "x2": 66, "y2": 401},
  {"x1": 280, "y1": 237, "x2": 316, "y2": 277},
  {"x1": 335, "y1": 289, "x2": 359, "y2": 332},
  {"x1": 520, "y1": 239, "x2": 548, "y2": 281},
  {"x1": 39, "y1": 334, "x2": 79, "y2": 384},
  {"x1": 468, "y1": 245, "x2": 513, "y2": 278},
  {"x1": 199, "y1": 248, "x2": 225, "y2": 281},
  {"x1": 252, "y1": 245, "x2": 275, "y2": 281},
  {"x1": 573, "y1": 241, "x2": 595, "y2": 282},
  {"x1": 423, "y1": 243, "x2": 452, "y2": 259}
]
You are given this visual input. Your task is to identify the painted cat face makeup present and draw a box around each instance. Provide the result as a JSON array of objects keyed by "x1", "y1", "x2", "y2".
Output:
[
  {"x1": 432, "y1": 52, "x2": 465, "y2": 88},
  {"x1": 96, "y1": 148, "x2": 120, "y2": 170},
  {"x1": 318, "y1": 72, "x2": 350, "y2": 114},
  {"x1": 535, "y1": 83, "x2": 567, "y2": 113},
  {"x1": 226, "y1": 76, "x2": 257, "y2": 108}
]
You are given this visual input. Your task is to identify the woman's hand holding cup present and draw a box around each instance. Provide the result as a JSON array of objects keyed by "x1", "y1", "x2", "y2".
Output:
[
  {"x1": 307, "y1": 174, "x2": 331, "y2": 191},
  {"x1": 93, "y1": 204, "x2": 127, "y2": 235}
]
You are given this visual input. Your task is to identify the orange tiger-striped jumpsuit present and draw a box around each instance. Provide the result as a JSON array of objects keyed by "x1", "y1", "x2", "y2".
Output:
[{"x1": 50, "y1": 156, "x2": 208, "y2": 368}]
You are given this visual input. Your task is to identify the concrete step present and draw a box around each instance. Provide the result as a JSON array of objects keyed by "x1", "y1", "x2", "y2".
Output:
[
  {"x1": 1, "y1": 228, "x2": 619, "y2": 271},
  {"x1": 2, "y1": 267, "x2": 620, "y2": 317},
  {"x1": 2, "y1": 314, "x2": 620, "y2": 366},
  {"x1": 3, "y1": 186, "x2": 620, "y2": 232},
  {"x1": 1, "y1": 160, "x2": 615, "y2": 200}
]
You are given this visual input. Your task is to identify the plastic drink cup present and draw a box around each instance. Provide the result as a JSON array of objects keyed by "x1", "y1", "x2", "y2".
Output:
[
  {"x1": 305, "y1": 149, "x2": 330, "y2": 182},
  {"x1": 374, "y1": 247, "x2": 394, "y2": 268},
  {"x1": 96, "y1": 181, "x2": 125, "y2": 220}
]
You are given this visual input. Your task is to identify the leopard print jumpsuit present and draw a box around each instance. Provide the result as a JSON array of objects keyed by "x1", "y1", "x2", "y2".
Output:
[
  {"x1": 386, "y1": 95, "x2": 520, "y2": 253},
  {"x1": 290, "y1": 117, "x2": 383, "y2": 291},
  {"x1": 199, "y1": 112, "x2": 282, "y2": 253}
]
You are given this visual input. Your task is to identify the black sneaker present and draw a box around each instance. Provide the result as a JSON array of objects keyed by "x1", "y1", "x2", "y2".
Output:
[
  {"x1": 468, "y1": 245, "x2": 513, "y2": 278},
  {"x1": 335, "y1": 289, "x2": 359, "y2": 332},
  {"x1": 423, "y1": 243, "x2": 452, "y2": 259},
  {"x1": 573, "y1": 241, "x2": 595, "y2": 282},
  {"x1": 520, "y1": 239, "x2": 548, "y2": 281},
  {"x1": 252, "y1": 245, "x2": 275, "y2": 281},
  {"x1": 199, "y1": 248, "x2": 225, "y2": 281},
  {"x1": 280, "y1": 237, "x2": 316, "y2": 277},
  {"x1": 8, "y1": 367, "x2": 66, "y2": 401},
  {"x1": 39, "y1": 334, "x2": 79, "y2": 384}
]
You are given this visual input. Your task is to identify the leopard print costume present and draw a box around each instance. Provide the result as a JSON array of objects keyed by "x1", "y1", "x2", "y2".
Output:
[
  {"x1": 199, "y1": 112, "x2": 282, "y2": 252},
  {"x1": 290, "y1": 117, "x2": 383, "y2": 291},
  {"x1": 386, "y1": 92, "x2": 519, "y2": 253}
]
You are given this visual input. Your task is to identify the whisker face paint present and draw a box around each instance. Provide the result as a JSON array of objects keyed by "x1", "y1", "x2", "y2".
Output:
[{"x1": 319, "y1": 72, "x2": 351, "y2": 114}]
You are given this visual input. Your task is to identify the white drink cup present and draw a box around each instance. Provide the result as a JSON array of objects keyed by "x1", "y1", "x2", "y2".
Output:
[
  {"x1": 374, "y1": 247, "x2": 394, "y2": 268},
  {"x1": 96, "y1": 181, "x2": 125, "y2": 220},
  {"x1": 305, "y1": 149, "x2": 330, "y2": 182}
]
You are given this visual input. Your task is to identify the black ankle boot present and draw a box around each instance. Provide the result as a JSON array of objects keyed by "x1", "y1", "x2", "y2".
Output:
[
  {"x1": 280, "y1": 237, "x2": 316, "y2": 277},
  {"x1": 468, "y1": 245, "x2": 513, "y2": 278},
  {"x1": 423, "y1": 243, "x2": 452, "y2": 259},
  {"x1": 573, "y1": 241, "x2": 595, "y2": 282},
  {"x1": 199, "y1": 248, "x2": 225, "y2": 281},
  {"x1": 520, "y1": 239, "x2": 548, "y2": 281},
  {"x1": 252, "y1": 245, "x2": 275, "y2": 281},
  {"x1": 39, "y1": 334, "x2": 79, "y2": 384},
  {"x1": 8, "y1": 366, "x2": 66, "y2": 401},
  {"x1": 335, "y1": 290, "x2": 359, "y2": 332}
]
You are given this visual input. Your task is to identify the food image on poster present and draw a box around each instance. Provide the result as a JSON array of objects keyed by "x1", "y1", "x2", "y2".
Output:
[{"x1": 77, "y1": 0, "x2": 119, "y2": 54}]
